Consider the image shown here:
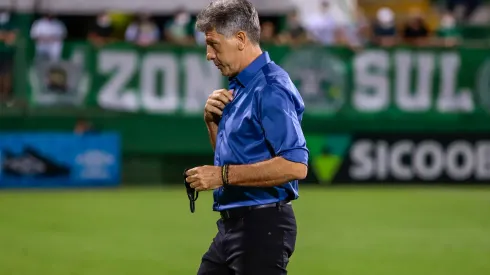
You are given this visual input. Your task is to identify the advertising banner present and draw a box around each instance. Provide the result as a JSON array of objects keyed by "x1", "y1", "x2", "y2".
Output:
[
  {"x1": 0, "y1": 132, "x2": 121, "y2": 188},
  {"x1": 307, "y1": 134, "x2": 490, "y2": 184},
  {"x1": 24, "y1": 43, "x2": 490, "y2": 119}
]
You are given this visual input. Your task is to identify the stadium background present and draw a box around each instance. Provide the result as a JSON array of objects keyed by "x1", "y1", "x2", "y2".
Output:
[{"x1": 0, "y1": 0, "x2": 489, "y2": 274}]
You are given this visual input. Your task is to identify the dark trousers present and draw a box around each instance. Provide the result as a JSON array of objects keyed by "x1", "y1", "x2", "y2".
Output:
[{"x1": 197, "y1": 204, "x2": 297, "y2": 275}]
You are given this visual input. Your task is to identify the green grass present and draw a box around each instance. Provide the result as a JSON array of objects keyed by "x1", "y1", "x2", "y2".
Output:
[{"x1": 0, "y1": 186, "x2": 489, "y2": 275}]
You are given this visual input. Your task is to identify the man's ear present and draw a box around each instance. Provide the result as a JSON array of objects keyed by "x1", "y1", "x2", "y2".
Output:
[{"x1": 236, "y1": 31, "x2": 246, "y2": 51}]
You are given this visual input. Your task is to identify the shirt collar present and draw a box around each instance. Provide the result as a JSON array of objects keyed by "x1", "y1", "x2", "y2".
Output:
[{"x1": 230, "y1": 51, "x2": 271, "y2": 87}]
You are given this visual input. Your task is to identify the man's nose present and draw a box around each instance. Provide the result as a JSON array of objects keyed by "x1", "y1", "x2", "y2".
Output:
[
  {"x1": 206, "y1": 46, "x2": 216, "y2": 61},
  {"x1": 206, "y1": 52, "x2": 215, "y2": 61}
]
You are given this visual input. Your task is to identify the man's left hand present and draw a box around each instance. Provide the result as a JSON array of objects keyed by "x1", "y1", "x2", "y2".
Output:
[{"x1": 185, "y1": 165, "x2": 223, "y2": 191}]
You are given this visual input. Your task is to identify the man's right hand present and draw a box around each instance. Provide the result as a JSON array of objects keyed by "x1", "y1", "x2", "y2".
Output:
[{"x1": 204, "y1": 89, "x2": 234, "y2": 123}]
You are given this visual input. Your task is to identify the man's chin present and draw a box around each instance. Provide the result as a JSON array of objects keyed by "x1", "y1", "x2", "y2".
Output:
[
  {"x1": 216, "y1": 67, "x2": 236, "y2": 77},
  {"x1": 219, "y1": 69, "x2": 230, "y2": 77}
]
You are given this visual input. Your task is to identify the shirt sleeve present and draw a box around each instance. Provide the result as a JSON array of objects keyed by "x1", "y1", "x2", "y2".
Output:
[{"x1": 259, "y1": 84, "x2": 309, "y2": 166}]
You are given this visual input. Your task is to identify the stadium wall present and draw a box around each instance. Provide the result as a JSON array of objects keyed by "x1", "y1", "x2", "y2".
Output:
[{"x1": 2, "y1": 40, "x2": 490, "y2": 185}]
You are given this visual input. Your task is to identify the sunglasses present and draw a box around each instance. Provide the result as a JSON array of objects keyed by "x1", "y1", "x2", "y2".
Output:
[{"x1": 183, "y1": 169, "x2": 199, "y2": 213}]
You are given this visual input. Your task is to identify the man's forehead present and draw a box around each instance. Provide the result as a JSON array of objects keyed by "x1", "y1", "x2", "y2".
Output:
[{"x1": 205, "y1": 30, "x2": 223, "y2": 41}]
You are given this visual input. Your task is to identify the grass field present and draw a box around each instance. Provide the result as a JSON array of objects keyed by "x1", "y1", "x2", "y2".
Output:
[{"x1": 0, "y1": 186, "x2": 489, "y2": 275}]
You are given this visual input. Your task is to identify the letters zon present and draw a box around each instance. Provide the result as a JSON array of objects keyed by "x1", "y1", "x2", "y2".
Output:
[
  {"x1": 96, "y1": 51, "x2": 222, "y2": 113},
  {"x1": 349, "y1": 140, "x2": 490, "y2": 181}
]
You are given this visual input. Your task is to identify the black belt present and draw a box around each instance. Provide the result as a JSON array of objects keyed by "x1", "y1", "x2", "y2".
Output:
[{"x1": 220, "y1": 200, "x2": 291, "y2": 220}]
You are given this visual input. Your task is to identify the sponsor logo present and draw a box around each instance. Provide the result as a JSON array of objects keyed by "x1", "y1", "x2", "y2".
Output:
[
  {"x1": 306, "y1": 134, "x2": 352, "y2": 183},
  {"x1": 76, "y1": 150, "x2": 115, "y2": 180},
  {"x1": 29, "y1": 49, "x2": 91, "y2": 107},
  {"x1": 307, "y1": 134, "x2": 490, "y2": 183},
  {"x1": 0, "y1": 147, "x2": 70, "y2": 177},
  {"x1": 282, "y1": 48, "x2": 347, "y2": 114},
  {"x1": 348, "y1": 138, "x2": 490, "y2": 182}
]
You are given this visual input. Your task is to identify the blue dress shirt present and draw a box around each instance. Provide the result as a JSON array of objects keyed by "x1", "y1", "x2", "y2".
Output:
[{"x1": 213, "y1": 51, "x2": 309, "y2": 211}]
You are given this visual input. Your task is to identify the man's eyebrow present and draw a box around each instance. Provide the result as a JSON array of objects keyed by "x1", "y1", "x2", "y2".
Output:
[{"x1": 206, "y1": 39, "x2": 219, "y2": 44}]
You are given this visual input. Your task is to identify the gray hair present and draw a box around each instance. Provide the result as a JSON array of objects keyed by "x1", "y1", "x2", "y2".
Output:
[{"x1": 196, "y1": 0, "x2": 261, "y2": 45}]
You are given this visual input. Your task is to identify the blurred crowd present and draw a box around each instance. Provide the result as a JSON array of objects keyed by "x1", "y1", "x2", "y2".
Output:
[
  {"x1": 27, "y1": 9, "x2": 200, "y2": 61},
  {"x1": 23, "y1": 0, "x2": 480, "y2": 62},
  {"x1": 0, "y1": 0, "x2": 486, "y2": 105},
  {"x1": 261, "y1": 0, "x2": 466, "y2": 49},
  {"x1": 0, "y1": 0, "x2": 486, "y2": 64}
]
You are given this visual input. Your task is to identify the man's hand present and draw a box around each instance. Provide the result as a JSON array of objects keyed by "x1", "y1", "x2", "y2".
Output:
[
  {"x1": 185, "y1": 165, "x2": 223, "y2": 191},
  {"x1": 204, "y1": 89, "x2": 232, "y2": 150},
  {"x1": 204, "y1": 89, "x2": 233, "y2": 123}
]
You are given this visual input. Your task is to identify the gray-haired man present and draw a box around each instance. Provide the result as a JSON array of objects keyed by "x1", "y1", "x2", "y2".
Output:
[{"x1": 188, "y1": 0, "x2": 309, "y2": 274}]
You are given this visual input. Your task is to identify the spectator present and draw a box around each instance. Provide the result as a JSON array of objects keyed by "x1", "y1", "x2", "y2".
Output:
[
  {"x1": 30, "y1": 13, "x2": 66, "y2": 62},
  {"x1": 447, "y1": 0, "x2": 481, "y2": 22},
  {"x1": 277, "y1": 9, "x2": 308, "y2": 45},
  {"x1": 164, "y1": 8, "x2": 194, "y2": 45},
  {"x1": 340, "y1": 7, "x2": 370, "y2": 50},
  {"x1": 125, "y1": 13, "x2": 160, "y2": 47},
  {"x1": 260, "y1": 21, "x2": 277, "y2": 45},
  {"x1": 436, "y1": 12, "x2": 460, "y2": 47},
  {"x1": 304, "y1": 0, "x2": 342, "y2": 46},
  {"x1": 0, "y1": 9, "x2": 16, "y2": 45},
  {"x1": 74, "y1": 118, "x2": 95, "y2": 134},
  {"x1": 88, "y1": 12, "x2": 114, "y2": 46},
  {"x1": 372, "y1": 7, "x2": 397, "y2": 47},
  {"x1": 402, "y1": 10, "x2": 430, "y2": 46},
  {"x1": 0, "y1": 9, "x2": 16, "y2": 102}
]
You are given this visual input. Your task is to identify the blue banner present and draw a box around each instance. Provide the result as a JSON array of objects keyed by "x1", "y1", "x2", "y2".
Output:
[{"x1": 0, "y1": 132, "x2": 121, "y2": 188}]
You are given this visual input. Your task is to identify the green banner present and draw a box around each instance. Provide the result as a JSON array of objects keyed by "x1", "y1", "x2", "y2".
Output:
[
  {"x1": 4, "y1": 43, "x2": 490, "y2": 155},
  {"x1": 25, "y1": 42, "x2": 490, "y2": 117}
]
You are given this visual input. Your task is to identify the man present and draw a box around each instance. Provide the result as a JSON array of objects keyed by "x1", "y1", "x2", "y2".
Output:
[
  {"x1": 447, "y1": 0, "x2": 481, "y2": 22},
  {"x1": 164, "y1": 8, "x2": 195, "y2": 45},
  {"x1": 277, "y1": 9, "x2": 308, "y2": 46},
  {"x1": 259, "y1": 21, "x2": 277, "y2": 45},
  {"x1": 185, "y1": 0, "x2": 309, "y2": 274},
  {"x1": 436, "y1": 12, "x2": 460, "y2": 47},
  {"x1": 401, "y1": 9, "x2": 430, "y2": 47},
  {"x1": 124, "y1": 13, "x2": 160, "y2": 47},
  {"x1": 304, "y1": 0, "x2": 342, "y2": 46},
  {"x1": 88, "y1": 12, "x2": 114, "y2": 47},
  {"x1": 372, "y1": 7, "x2": 397, "y2": 47},
  {"x1": 30, "y1": 13, "x2": 66, "y2": 61},
  {"x1": 0, "y1": 9, "x2": 16, "y2": 102}
]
